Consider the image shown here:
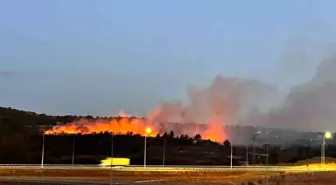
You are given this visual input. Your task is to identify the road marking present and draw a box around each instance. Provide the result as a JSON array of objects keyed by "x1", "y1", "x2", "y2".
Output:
[{"x1": 134, "y1": 179, "x2": 170, "y2": 183}]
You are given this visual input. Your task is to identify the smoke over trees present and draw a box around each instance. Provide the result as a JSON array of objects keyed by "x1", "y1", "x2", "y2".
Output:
[{"x1": 149, "y1": 41, "x2": 336, "y2": 133}]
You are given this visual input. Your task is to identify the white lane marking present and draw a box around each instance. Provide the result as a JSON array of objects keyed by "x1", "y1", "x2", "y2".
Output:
[{"x1": 134, "y1": 179, "x2": 170, "y2": 183}]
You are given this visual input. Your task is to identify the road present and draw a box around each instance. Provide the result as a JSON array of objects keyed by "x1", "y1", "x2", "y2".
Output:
[
  {"x1": 0, "y1": 164, "x2": 333, "y2": 184},
  {"x1": 0, "y1": 176, "x2": 171, "y2": 185},
  {"x1": 0, "y1": 164, "x2": 333, "y2": 172}
]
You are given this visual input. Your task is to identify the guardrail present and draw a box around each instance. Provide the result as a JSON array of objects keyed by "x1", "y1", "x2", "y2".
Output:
[{"x1": 0, "y1": 164, "x2": 332, "y2": 172}]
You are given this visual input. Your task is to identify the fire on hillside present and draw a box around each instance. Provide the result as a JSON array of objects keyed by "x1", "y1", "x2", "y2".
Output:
[{"x1": 44, "y1": 110, "x2": 227, "y2": 142}]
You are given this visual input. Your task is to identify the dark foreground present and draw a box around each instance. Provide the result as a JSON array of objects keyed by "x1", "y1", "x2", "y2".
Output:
[
  {"x1": 0, "y1": 169, "x2": 275, "y2": 185},
  {"x1": 0, "y1": 170, "x2": 334, "y2": 185}
]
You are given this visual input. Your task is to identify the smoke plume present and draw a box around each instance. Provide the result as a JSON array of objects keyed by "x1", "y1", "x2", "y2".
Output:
[
  {"x1": 149, "y1": 41, "x2": 336, "y2": 134},
  {"x1": 47, "y1": 29, "x2": 336, "y2": 142},
  {"x1": 147, "y1": 76, "x2": 280, "y2": 141},
  {"x1": 264, "y1": 56, "x2": 336, "y2": 132}
]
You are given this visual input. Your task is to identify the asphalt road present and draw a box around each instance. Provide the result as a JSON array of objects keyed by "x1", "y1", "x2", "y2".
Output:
[
  {"x1": 0, "y1": 176, "x2": 171, "y2": 185},
  {"x1": 0, "y1": 164, "x2": 333, "y2": 184},
  {"x1": 0, "y1": 164, "x2": 332, "y2": 172}
]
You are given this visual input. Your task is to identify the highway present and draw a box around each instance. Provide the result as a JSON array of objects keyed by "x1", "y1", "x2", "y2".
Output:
[
  {"x1": 0, "y1": 164, "x2": 333, "y2": 172},
  {"x1": 0, "y1": 164, "x2": 333, "y2": 184}
]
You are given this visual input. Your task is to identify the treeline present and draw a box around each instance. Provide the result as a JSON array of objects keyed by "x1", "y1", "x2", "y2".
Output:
[
  {"x1": 0, "y1": 107, "x2": 141, "y2": 127},
  {"x1": 0, "y1": 107, "x2": 335, "y2": 165}
]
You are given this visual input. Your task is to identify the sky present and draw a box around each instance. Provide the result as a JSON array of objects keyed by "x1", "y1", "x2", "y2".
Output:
[{"x1": 1, "y1": 0, "x2": 336, "y2": 116}]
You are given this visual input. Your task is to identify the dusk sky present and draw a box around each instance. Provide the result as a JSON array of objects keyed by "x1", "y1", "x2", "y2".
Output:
[{"x1": 1, "y1": 0, "x2": 336, "y2": 116}]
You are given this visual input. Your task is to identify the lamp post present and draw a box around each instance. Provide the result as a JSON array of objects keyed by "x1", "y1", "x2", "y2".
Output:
[
  {"x1": 72, "y1": 137, "x2": 75, "y2": 165},
  {"x1": 251, "y1": 131, "x2": 261, "y2": 165},
  {"x1": 230, "y1": 143, "x2": 233, "y2": 170},
  {"x1": 322, "y1": 131, "x2": 332, "y2": 169},
  {"x1": 246, "y1": 145, "x2": 249, "y2": 166},
  {"x1": 110, "y1": 133, "x2": 114, "y2": 185},
  {"x1": 144, "y1": 127, "x2": 152, "y2": 168},
  {"x1": 110, "y1": 134, "x2": 114, "y2": 166},
  {"x1": 41, "y1": 134, "x2": 45, "y2": 168},
  {"x1": 265, "y1": 130, "x2": 271, "y2": 185},
  {"x1": 163, "y1": 138, "x2": 166, "y2": 166}
]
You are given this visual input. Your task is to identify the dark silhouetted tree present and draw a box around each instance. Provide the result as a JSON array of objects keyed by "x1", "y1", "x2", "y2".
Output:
[
  {"x1": 223, "y1": 140, "x2": 231, "y2": 149},
  {"x1": 194, "y1": 134, "x2": 202, "y2": 141}
]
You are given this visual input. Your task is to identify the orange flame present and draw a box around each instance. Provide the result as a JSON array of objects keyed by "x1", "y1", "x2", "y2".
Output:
[
  {"x1": 202, "y1": 116, "x2": 226, "y2": 143},
  {"x1": 44, "y1": 111, "x2": 159, "y2": 137},
  {"x1": 44, "y1": 110, "x2": 227, "y2": 142}
]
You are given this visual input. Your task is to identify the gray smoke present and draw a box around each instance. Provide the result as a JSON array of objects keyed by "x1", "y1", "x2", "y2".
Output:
[
  {"x1": 144, "y1": 21, "x2": 336, "y2": 136},
  {"x1": 264, "y1": 57, "x2": 336, "y2": 132},
  {"x1": 149, "y1": 40, "x2": 336, "y2": 134},
  {"x1": 148, "y1": 76, "x2": 279, "y2": 131}
]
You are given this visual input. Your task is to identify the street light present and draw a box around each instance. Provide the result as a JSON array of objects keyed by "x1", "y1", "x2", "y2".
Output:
[
  {"x1": 322, "y1": 131, "x2": 332, "y2": 168},
  {"x1": 163, "y1": 137, "x2": 166, "y2": 166},
  {"x1": 251, "y1": 131, "x2": 261, "y2": 165},
  {"x1": 72, "y1": 136, "x2": 75, "y2": 165},
  {"x1": 144, "y1": 127, "x2": 152, "y2": 168},
  {"x1": 265, "y1": 130, "x2": 271, "y2": 185},
  {"x1": 230, "y1": 142, "x2": 233, "y2": 170},
  {"x1": 325, "y1": 131, "x2": 332, "y2": 139},
  {"x1": 41, "y1": 134, "x2": 45, "y2": 168},
  {"x1": 110, "y1": 133, "x2": 114, "y2": 185}
]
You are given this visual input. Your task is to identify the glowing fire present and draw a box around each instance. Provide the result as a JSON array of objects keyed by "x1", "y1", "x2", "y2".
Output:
[
  {"x1": 44, "y1": 110, "x2": 227, "y2": 142},
  {"x1": 44, "y1": 111, "x2": 159, "y2": 137},
  {"x1": 202, "y1": 116, "x2": 226, "y2": 142}
]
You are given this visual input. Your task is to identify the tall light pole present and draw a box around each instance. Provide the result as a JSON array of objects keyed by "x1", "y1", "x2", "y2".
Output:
[
  {"x1": 251, "y1": 131, "x2": 261, "y2": 165},
  {"x1": 265, "y1": 130, "x2": 270, "y2": 185},
  {"x1": 246, "y1": 145, "x2": 249, "y2": 166},
  {"x1": 41, "y1": 134, "x2": 45, "y2": 168},
  {"x1": 322, "y1": 131, "x2": 332, "y2": 169},
  {"x1": 229, "y1": 125, "x2": 233, "y2": 170},
  {"x1": 230, "y1": 142, "x2": 233, "y2": 169},
  {"x1": 163, "y1": 138, "x2": 166, "y2": 166},
  {"x1": 144, "y1": 127, "x2": 152, "y2": 168},
  {"x1": 110, "y1": 133, "x2": 114, "y2": 185},
  {"x1": 72, "y1": 137, "x2": 75, "y2": 165},
  {"x1": 110, "y1": 134, "x2": 114, "y2": 167}
]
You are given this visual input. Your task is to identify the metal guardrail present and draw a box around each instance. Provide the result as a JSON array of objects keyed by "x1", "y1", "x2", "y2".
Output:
[
  {"x1": 0, "y1": 178, "x2": 111, "y2": 185},
  {"x1": 0, "y1": 164, "x2": 332, "y2": 172}
]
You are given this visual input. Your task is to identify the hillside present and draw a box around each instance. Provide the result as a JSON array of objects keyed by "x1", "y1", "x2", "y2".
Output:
[{"x1": 0, "y1": 106, "x2": 335, "y2": 166}]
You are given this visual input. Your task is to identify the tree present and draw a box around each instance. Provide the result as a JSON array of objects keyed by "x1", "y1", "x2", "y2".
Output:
[
  {"x1": 223, "y1": 140, "x2": 231, "y2": 149},
  {"x1": 162, "y1": 132, "x2": 168, "y2": 138},
  {"x1": 168, "y1": 131, "x2": 175, "y2": 139},
  {"x1": 193, "y1": 134, "x2": 202, "y2": 141}
]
